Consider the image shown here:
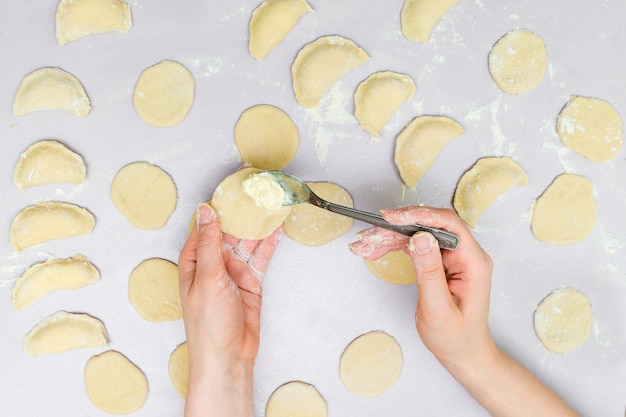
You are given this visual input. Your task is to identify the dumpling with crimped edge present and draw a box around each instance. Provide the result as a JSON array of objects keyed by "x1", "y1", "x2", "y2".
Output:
[
  {"x1": 292, "y1": 35, "x2": 369, "y2": 108},
  {"x1": 401, "y1": 0, "x2": 460, "y2": 43},
  {"x1": 249, "y1": 0, "x2": 312, "y2": 61},
  {"x1": 13, "y1": 67, "x2": 91, "y2": 118},
  {"x1": 24, "y1": 311, "x2": 108, "y2": 357},
  {"x1": 13, "y1": 140, "x2": 86, "y2": 190},
  {"x1": 453, "y1": 157, "x2": 528, "y2": 228},
  {"x1": 55, "y1": 0, "x2": 132, "y2": 45},
  {"x1": 12, "y1": 254, "x2": 99, "y2": 311},
  {"x1": 10, "y1": 201, "x2": 95, "y2": 251},
  {"x1": 394, "y1": 115, "x2": 464, "y2": 188},
  {"x1": 354, "y1": 71, "x2": 415, "y2": 138}
]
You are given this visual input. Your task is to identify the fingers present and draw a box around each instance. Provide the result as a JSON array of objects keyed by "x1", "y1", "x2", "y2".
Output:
[
  {"x1": 248, "y1": 225, "x2": 283, "y2": 278},
  {"x1": 409, "y1": 232, "x2": 457, "y2": 316},
  {"x1": 194, "y1": 204, "x2": 230, "y2": 290},
  {"x1": 178, "y1": 226, "x2": 199, "y2": 297},
  {"x1": 348, "y1": 227, "x2": 410, "y2": 260}
]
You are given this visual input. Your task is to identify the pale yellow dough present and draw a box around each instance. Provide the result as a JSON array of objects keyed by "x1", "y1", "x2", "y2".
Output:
[
  {"x1": 453, "y1": 157, "x2": 528, "y2": 228},
  {"x1": 129, "y1": 258, "x2": 182, "y2": 322},
  {"x1": 10, "y1": 201, "x2": 95, "y2": 251},
  {"x1": 364, "y1": 250, "x2": 416, "y2": 285},
  {"x1": 284, "y1": 182, "x2": 354, "y2": 246},
  {"x1": 13, "y1": 254, "x2": 99, "y2": 311},
  {"x1": 249, "y1": 0, "x2": 312, "y2": 61},
  {"x1": 13, "y1": 67, "x2": 91, "y2": 118},
  {"x1": 84, "y1": 350, "x2": 148, "y2": 415},
  {"x1": 24, "y1": 311, "x2": 108, "y2": 357},
  {"x1": 534, "y1": 288, "x2": 592, "y2": 353},
  {"x1": 13, "y1": 140, "x2": 86, "y2": 190},
  {"x1": 557, "y1": 95, "x2": 623, "y2": 162},
  {"x1": 488, "y1": 30, "x2": 547, "y2": 95},
  {"x1": 394, "y1": 115, "x2": 464, "y2": 187},
  {"x1": 168, "y1": 341, "x2": 189, "y2": 398},
  {"x1": 339, "y1": 330, "x2": 403, "y2": 397},
  {"x1": 211, "y1": 168, "x2": 291, "y2": 240},
  {"x1": 292, "y1": 35, "x2": 369, "y2": 108},
  {"x1": 55, "y1": 0, "x2": 132, "y2": 45},
  {"x1": 354, "y1": 71, "x2": 416, "y2": 137},
  {"x1": 266, "y1": 381, "x2": 328, "y2": 417},
  {"x1": 133, "y1": 60, "x2": 195, "y2": 127},
  {"x1": 234, "y1": 104, "x2": 299, "y2": 170},
  {"x1": 110, "y1": 161, "x2": 177, "y2": 230},
  {"x1": 531, "y1": 174, "x2": 597, "y2": 245},
  {"x1": 401, "y1": 0, "x2": 460, "y2": 42}
]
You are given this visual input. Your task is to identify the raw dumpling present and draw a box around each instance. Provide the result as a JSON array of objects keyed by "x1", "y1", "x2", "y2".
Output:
[
  {"x1": 56, "y1": 0, "x2": 132, "y2": 45},
  {"x1": 13, "y1": 254, "x2": 99, "y2": 311},
  {"x1": 453, "y1": 157, "x2": 528, "y2": 228},
  {"x1": 10, "y1": 201, "x2": 95, "y2": 251},
  {"x1": 394, "y1": 115, "x2": 464, "y2": 187},
  {"x1": 401, "y1": 0, "x2": 460, "y2": 42},
  {"x1": 128, "y1": 258, "x2": 182, "y2": 322},
  {"x1": 292, "y1": 35, "x2": 369, "y2": 108},
  {"x1": 354, "y1": 71, "x2": 415, "y2": 138},
  {"x1": 266, "y1": 381, "x2": 328, "y2": 417},
  {"x1": 13, "y1": 140, "x2": 86, "y2": 190},
  {"x1": 13, "y1": 67, "x2": 91, "y2": 118},
  {"x1": 24, "y1": 310, "x2": 108, "y2": 357},
  {"x1": 249, "y1": 0, "x2": 312, "y2": 61}
]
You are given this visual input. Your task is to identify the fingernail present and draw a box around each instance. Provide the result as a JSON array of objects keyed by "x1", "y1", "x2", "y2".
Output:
[
  {"x1": 197, "y1": 203, "x2": 216, "y2": 226},
  {"x1": 410, "y1": 232, "x2": 434, "y2": 256}
]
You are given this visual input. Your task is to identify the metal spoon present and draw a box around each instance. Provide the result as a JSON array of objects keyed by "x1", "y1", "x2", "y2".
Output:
[{"x1": 262, "y1": 170, "x2": 459, "y2": 250}]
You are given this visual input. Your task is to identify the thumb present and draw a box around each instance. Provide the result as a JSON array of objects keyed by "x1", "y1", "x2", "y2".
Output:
[
  {"x1": 195, "y1": 203, "x2": 228, "y2": 287},
  {"x1": 409, "y1": 232, "x2": 456, "y2": 316}
]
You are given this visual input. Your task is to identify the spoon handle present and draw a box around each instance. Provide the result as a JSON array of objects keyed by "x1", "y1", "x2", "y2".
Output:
[{"x1": 321, "y1": 200, "x2": 460, "y2": 250}]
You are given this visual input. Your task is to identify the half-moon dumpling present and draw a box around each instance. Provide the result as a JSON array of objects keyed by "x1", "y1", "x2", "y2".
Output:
[
  {"x1": 14, "y1": 140, "x2": 86, "y2": 190},
  {"x1": 401, "y1": 0, "x2": 460, "y2": 43},
  {"x1": 56, "y1": 0, "x2": 133, "y2": 45}
]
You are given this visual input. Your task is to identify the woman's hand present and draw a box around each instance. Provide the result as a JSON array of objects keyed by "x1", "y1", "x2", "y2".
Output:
[
  {"x1": 178, "y1": 203, "x2": 282, "y2": 417},
  {"x1": 350, "y1": 206, "x2": 580, "y2": 417},
  {"x1": 349, "y1": 206, "x2": 495, "y2": 366}
]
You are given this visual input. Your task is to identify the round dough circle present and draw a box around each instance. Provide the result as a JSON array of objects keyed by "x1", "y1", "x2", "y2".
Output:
[
  {"x1": 534, "y1": 288, "x2": 592, "y2": 353},
  {"x1": 364, "y1": 250, "x2": 416, "y2": 285},
  {"x1": 84, "y1": 350, "x2": 148, "y2": 414},
  {"x1": 234, "y1": 104, "x2": 299, "y2": 170},
  {"x1": 531, "y1": 174, "x2": 597, "y2": 245},
  {"x1": 168, "y1": 341, "x2": 189, "y2": 398},
  {"x1": 133, "y1": 60, "x2": 195, "y2": 127},
  {"x1": 210, "y1": 167, "x2": 291, "y2": 240},
  {"x1": 339, "y1": 330, "x2": 403, "y2": 397},
  {"x1": 284, "y1": 182, "x2": 353, "y2": 246},
  {"x1": 129, "y1": 258, "x2": 182, "y2": 322},
  {"x1": 556, "y1": 95, "x2": 623, "y2": 162},
  {"x1": 488, "y1": 29, "x2": 547, "y2": 95},
  {"x1": 265, "y1": 381, "x2": 327, "y2": 417},
  {"x1": 111, "y1": 161, "x2": 177, "y2": 230}
]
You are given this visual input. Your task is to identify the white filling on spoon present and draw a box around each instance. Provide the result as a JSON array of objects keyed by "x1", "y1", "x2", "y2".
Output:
[{"x1": 242, "y1": 172, "x2": 286, "y2": 210}]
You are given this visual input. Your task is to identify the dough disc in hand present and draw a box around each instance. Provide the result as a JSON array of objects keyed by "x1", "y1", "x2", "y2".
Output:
[
  {"x1": 84, "y1": 350, "x2": 148, "y2": 414},
  {"x1": 210, "y1": 167, "x2": 290, "y2": 240},
  {"x1": 339, "y1": 330, "x2": 403, "y2": 397},
  {"x1": 133, "y1": 60, "x2": 195, "y2": 127},
  {"x1": 556, "y1": 95, "x2": 623, "y2": 162},
  {"x1": 110, "y1": 161, "x2": 178, "y2": 230},
  {"x1": 534, "y1": 288, "x2": 592, "y2": 353},
  {"x1": 531, "y1": 173, "x2": 597, "y2": 245},
  {"x1": 265, "y1": 380, "x2": 327, "y2": 417},
  {"x1": 128, "y1": 258, "x2": 182, "y2": 322}
]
